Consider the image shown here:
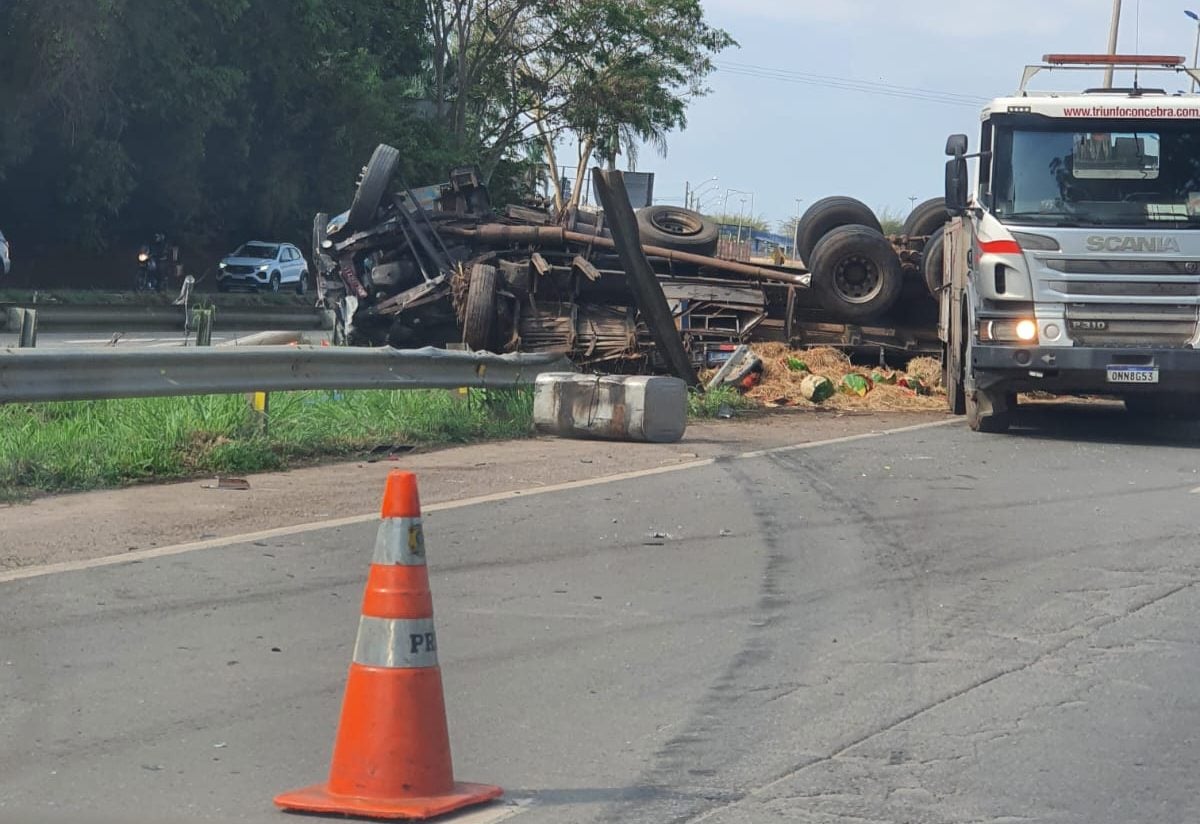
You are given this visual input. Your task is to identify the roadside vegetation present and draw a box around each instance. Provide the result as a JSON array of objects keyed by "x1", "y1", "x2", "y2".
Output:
[
  {"x1": 0, "y1": 386, "x2": 784, "y2": 496},
  {"x1": 0, "y1": 389, "x2": 534, "y2": 497},
  {"x1": 0, "y1": 0, "x2": 732, "y2": 287}
]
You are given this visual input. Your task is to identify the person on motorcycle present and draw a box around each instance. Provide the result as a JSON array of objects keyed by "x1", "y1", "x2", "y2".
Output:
[{"x1": 135, "y1": 233, "x2": 174, "y2": 292}]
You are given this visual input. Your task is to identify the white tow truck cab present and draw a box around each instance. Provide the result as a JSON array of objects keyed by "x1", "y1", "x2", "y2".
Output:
[{"x1": 941, "y1": 54, "x2": 1200, "y2": 432}]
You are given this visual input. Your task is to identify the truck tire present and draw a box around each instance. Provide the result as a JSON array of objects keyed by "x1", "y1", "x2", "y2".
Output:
[
  {"x1": 635, "y1": 206, "x2": 719, "y2": 255},
  {"x1": 922, "y1": 226, "x2": 946, "y2": 297},
  {"x1": 966, "y1": 385, "x2": 1012, "y2": 433},
  {"x1": 346, "y1": 144, "x2": 400, "y2": 233},
  {"x1": 901, "y1": 197, "x2": 948, "y2": 239},
  {"x1": 463, "y1": 263, "x2": 498, "y2": 351},
  {"x1": 945, "y1": 353, "x2": 965, "y2": 414},
  {"x1": 808, "y1": 225, "x2": 904, "y2": 322},
  {"x1": 795, "y1": 196, "x2": 881, "y2": 263}
]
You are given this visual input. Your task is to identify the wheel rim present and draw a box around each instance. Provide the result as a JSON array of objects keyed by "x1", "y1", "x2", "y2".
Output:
[
  {"x1": 832, "y1": 254, "x2": 884, "y2": 303},
  {"x1": 649, "y1": 210, "x2": 702, "y2": 237}
]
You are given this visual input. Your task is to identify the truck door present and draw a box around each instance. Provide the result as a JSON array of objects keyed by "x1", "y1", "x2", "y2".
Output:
[{"x1": 940, "y1": 216, "x2": 970, "y2": 414}]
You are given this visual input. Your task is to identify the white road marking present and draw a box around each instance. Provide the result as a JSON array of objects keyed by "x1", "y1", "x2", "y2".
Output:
[
  {"x1": 1190, "y1": 486, "x2": 1200, "y2": 494},
  {"x1": 445, "y1": 800, "x2": 531, "y2": 823},
  {"x1": 0, "y1": 418, "x2": 958, "y2": 584}
]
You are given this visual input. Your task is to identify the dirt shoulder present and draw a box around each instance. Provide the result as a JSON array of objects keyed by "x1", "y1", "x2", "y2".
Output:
[{"x1": 0, "y1": 410, "x2": 945, "y2": 571}]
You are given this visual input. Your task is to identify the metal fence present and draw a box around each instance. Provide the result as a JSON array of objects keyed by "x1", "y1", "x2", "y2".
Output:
[{"x1": 0, "y1": 346, "x2": 573, "y2": 403}]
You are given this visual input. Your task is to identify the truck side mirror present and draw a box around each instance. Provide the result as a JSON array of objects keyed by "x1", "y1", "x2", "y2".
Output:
[
  {"x1": 946, "y1": 158, "x2": 969, "y2": 215},
  {"x1": 945, "y1": 133, "x2": 968, "y2": 157}
]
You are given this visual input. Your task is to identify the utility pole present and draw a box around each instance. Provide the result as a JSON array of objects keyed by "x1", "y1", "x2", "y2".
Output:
[
  {"x1": 793, "y1": 198, "x2": 803, "y2": 260},
  {"x1": 1188, "y1": 10, "x2": 1200, "y2": 93},
  {"x1": 1104, "y1": 0, "x2": 1122, "y2": 88},
  {"x1": 908, "y1": 196, "x2": 919, "y2": 211}
]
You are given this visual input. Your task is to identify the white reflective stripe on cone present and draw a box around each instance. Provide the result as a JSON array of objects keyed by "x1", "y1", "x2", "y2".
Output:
[
  {"x1": 352, "y1": 616, "x2": 439, "y2": 668},
  {"x1": 372, "y1": 517, "x2": 426, "y2": 566}
]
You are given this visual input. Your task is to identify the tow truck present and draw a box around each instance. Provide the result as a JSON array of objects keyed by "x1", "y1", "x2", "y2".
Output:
[{"x1": 941, "y1": 53, "x2": 1200, "y2": 432}]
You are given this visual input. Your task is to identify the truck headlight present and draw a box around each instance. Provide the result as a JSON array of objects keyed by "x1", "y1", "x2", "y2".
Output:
[{"x1": 980, "y1": 319, "x2": 1039, "y2": 343}]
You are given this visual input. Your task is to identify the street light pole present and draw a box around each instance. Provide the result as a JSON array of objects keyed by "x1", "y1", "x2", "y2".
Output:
[
  {"x1": 1104, "y1": 0, "x2": 1122, "y2": 89},
  {"x1": 722, "y1": 187, "x2": 753, "y2": 223}
]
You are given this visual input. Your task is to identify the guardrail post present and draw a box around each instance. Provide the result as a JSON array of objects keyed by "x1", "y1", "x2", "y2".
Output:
[
  {"x1": 248, "y1": 391, "x2": 270, "y2": 435},
  {"x1": 192, "y1": 307, "x2": 214, "y2": 346},
  {"x1": 18, "y1": 309, "x2": 37, "y2": 348}
]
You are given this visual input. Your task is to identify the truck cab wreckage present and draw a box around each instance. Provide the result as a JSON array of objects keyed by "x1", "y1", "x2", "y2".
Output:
[{"x1": 313, "y1": 145, "x2": 940, "y2": 375}]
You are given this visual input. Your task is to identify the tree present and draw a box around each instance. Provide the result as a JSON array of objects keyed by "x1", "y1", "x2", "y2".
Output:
[
  {"x1": 877, "y1": 207, "x2": 904, "y2": 236},
  {"x1": 0, "y1": 0, "x2": 437, "y2": 279},
  {"x1": 530, "y1": 0, "x2": 734, "y2": 211},
  {"x1": 423, "y1": 0, "x2": 544, "y2": 176},
  {"x1": 0, "y1": 0, "x2": 732, "y2": 286},
  {"x1": 779, "y1": 216, "x2": 800, "y2": 242}
]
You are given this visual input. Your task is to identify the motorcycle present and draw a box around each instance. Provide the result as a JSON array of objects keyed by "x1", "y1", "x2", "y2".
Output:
[
  {"x1": 134, "y1": 234, "x2": 176, "y2": 292},
  {"x1": 134, "y1": 244, "x2": 161, "y2": 292}
]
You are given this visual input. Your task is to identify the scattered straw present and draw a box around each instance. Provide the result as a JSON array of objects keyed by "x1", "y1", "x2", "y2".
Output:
[
  {"x1": 714, "y1": 344, "x2": 946, "y2": 412},
  {"x1": 906, "y1": 357, "x2": 943, "y2": 389}
]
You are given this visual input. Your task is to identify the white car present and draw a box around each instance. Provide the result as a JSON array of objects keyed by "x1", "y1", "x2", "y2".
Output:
[{"x1": 217, "y1": 241, "x2": 308, "y2": 293}]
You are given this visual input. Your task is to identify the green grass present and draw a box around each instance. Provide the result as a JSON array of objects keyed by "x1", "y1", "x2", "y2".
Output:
[
  {"x1": 0, "y1": 389, "x2": 533, "y2": 496},
  {"x1": 688, "y1": 386, "x2": 756, "y2": 419}
]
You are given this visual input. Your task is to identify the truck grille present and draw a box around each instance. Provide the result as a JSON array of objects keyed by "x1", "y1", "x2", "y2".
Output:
[
  {"x1": 1064, "y1": 303, "x2": 1198, "y2": 348},
  {"x1": 1035, "y1": 255, "x2": 1200, "y2": 346},
  {"x1": 1046, "y1": 259, "x2": 1200, "y2": 276}
]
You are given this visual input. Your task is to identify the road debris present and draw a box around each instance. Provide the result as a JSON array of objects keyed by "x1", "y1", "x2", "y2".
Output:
[
  {"x1": 741, "y1": 345, "x2": 945, "y2": 411},
  {"x1": 202, "y1": 477, "x2": 251, "y2": 490},
  {"x1": 801, "y1": 374, "x2": 836, "y2": 403},
  {"x1": 366, "y1": 444, "x2": 416, "y2": 463}
]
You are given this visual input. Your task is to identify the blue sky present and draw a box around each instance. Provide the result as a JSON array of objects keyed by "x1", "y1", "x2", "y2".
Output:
[{"x1": 631, "y1": 0, "x2": 1200, "y2": 230}]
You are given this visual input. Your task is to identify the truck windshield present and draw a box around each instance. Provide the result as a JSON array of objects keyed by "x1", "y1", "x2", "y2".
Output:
[{"x1": 992, "y1": 121, "x2": 1200, "y2": 228}]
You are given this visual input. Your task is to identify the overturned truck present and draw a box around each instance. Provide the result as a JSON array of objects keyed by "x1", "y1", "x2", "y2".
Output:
[{"x1": 313, "y1": 145, "x2": 943, "y2": 371}]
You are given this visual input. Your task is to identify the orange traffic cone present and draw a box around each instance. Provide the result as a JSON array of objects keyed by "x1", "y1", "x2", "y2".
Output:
[{"x1": 275, "y1": 471, "x2": 502, "y2": 820}]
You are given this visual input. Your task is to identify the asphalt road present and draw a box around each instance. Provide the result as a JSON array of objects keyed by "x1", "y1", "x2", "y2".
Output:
[{"x1": 4, "y1": 406, "x2": 1200, "y2": 824}]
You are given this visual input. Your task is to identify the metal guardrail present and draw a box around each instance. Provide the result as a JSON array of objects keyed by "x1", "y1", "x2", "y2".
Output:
[
  {"x1": 0, "y1": 346, "x2": 574, "y2": 403},
  {"x1": 0, "y1": 303, "x2": 334, "y2": 332}
]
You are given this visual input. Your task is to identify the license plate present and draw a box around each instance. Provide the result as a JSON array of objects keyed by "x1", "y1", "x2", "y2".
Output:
[{"x1": 1107, "y1": 366, "x2": 1159, "y2": 384}]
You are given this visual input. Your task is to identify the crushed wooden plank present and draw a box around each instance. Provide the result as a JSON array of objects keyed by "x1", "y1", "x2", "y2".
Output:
[
  {"x1": 530, "y1": 253, "x2": 552, "y2": 277},
  {"x1": 572, "y1": 255, "x2": 602, "y2": 282}
]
